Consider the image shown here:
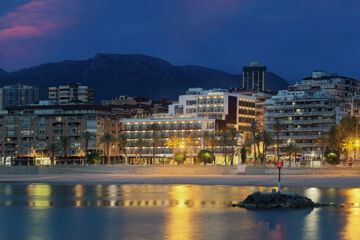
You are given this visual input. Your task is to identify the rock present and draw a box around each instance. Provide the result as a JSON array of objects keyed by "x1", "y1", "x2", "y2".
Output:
[{"x1": 234, "y1": 191, "x2": 327, "y2": 209}]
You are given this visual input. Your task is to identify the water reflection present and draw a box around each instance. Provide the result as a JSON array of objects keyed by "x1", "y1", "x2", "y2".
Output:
[
  {"x1": 165, "y1": 185, "x2": 194, "y2": 240},
  {"x1": 2, "y1": 184, "x2": 360, "y2": 239}
]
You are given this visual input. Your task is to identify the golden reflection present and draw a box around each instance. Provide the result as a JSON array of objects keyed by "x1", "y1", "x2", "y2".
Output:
[
  {"x1": 304, "y1": 187, "x2": 321, "y2": 203},
  {"x1": 74, "y1": 184, "x2": 84, "y2": 198},
  {"x1": 342, "y1": 188, "x2": 360, "y2": 239},
  {"x1": 165, "y1": 185, "x2": 194, "y2": 240},
  {"x1": 27, "y1": 184, "x2": 51, "y2": 209}
]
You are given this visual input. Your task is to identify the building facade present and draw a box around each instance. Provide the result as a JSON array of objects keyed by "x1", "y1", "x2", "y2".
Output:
[
  {"x1": 168, "y1": 88, "x2": 256, "y2": 132},
  {"x1": 242, "y1": 62, "x2": 267, "y2": 92},
  {"x1": 120, "y1": 116, "x2": 243, "y2": 165},
  {"x1": 265, "y1": 70, "x2": 359, "y2": 160},
  {"x1": 0, "y1": 84, "x2": 39, "y2": 111},
  {"x1": 49, "y1": 83, "x2": 94, "y2": 105},
  {"x1": 0, "y1": 104, "x2": 120, "y2": 165}
]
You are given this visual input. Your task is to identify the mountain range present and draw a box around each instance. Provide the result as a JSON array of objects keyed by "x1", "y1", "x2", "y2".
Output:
[{"x1": 0, "y1": 54, "x2": 289, "y2": 101}]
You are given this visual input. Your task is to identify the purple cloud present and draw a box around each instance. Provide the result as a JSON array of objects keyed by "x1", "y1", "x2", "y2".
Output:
[{"x1": 0, "y1": 0, "x2": 79, "y2": 70}]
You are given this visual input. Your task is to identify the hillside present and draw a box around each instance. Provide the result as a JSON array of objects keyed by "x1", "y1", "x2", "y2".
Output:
[{"x1": 0, "y1": 54, "x2": 289, "y2": 101}]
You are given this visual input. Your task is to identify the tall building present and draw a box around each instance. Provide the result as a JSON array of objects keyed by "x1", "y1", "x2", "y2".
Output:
[
  {"x1": 49, "y1": 83, "x2": 94, "y2": 105},
  {"x1": 0, "y1": 84, "x2": 39, "y2": 110},
  {"x1": 168, "y1": 88, "x2": 256, "y2": 131},
  {"x1": 242, "y1": 62, "x2": 267, "y2": 92},
  {"x1": 265, "y1": 70, "x2": 359, "y2": 160}
]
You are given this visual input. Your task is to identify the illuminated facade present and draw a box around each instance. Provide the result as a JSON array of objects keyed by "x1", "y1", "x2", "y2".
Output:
[
  {"x1": 120, "y1": 116, "x2": 221, "y2": 163},
  {"x1": 168, "y1": 88, "x2": 256, "y2": 131},
  {"x1": 265, "y1": 70, "x2": 359, "y2": 160},
  {"x1": 0, "y1": 104, "x2": 120, "y2": 165}
]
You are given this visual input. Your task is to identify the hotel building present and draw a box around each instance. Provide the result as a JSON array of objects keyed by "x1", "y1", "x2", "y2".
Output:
[
  {"x1": 168, "y1": 88, "x2": 256, "y2": 132},
  {"x1": 120, "y1": 88, "x2": 256, "y2": 164}
]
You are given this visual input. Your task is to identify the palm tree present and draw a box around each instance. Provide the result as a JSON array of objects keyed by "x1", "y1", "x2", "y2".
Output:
[
  {"x1": 284, "y1": 141, "x2": 301, "y2": 167},
  {"x1": 250, "y1": 120, "x2": 259, "y2": 162},
  {"x1": 150, "y1": 124, "x2": 160, "y2": 164},
  {"x1": 203, "y1": 131, "x2": 218, "y2": 164},
  {"x1": 118, "y1": 133, "x2": 128, "y2": 164},
  {"x1": 219, "y1": 130, "x2": 231, "y2": 165},
  {"x1": 100, "y1": 133, "x2": 117, "y2": 165},
  {"x1": 81, "y1": 131, "x2": 96, "y2": 164},
  {"x1": 59, "y1": 136, "x2": 70, "y2": 158},
  {"x1": 226, "y1": 128, "x2": 239, "y2": 166},
  {"x1": 45, "y1": 143, "x2": 58, "y2": 165},
  {"x1": 272, "y1": 119, "x2": 286, "y2": 162},
  {"x1": 284, "y1": 141, "x2": 296, "y2": 167},
  {"x1": 315, "y1": 133, "x2": 328, "y2": 166},
  {"x1": 261, "y1": 130, "x2": 273, "y2": 164},
  {"x1": 165, "y1": 136, "x2": 180, "y2": 164},
  {"x1": 135, "y1": 138, "x2": 146, "y2": 164}
]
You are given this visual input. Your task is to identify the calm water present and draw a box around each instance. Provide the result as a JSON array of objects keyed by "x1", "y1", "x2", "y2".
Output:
[{"x1": 0, "y1": 184, "x2": 359, "y2": 240}]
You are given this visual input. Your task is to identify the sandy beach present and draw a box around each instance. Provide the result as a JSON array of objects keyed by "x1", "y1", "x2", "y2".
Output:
[{"x1": 1, "y1": 174, "x2": 360, "y2": 188}]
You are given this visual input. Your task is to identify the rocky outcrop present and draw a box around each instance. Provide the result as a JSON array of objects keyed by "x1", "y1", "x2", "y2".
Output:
[{"x1": 233, "y1": 191, "x2": 328, "y2": 209}]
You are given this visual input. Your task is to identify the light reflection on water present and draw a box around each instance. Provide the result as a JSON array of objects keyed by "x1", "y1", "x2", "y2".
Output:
[{"x1": 0, "y1": 184, "x2": 360, "y2": 239}]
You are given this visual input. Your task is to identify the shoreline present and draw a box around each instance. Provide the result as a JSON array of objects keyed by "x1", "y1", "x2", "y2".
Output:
[{"x1": 1, "y1": 174, "x2": 360, "y2": 188}]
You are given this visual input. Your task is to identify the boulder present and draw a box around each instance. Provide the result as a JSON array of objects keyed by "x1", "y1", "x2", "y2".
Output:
[{"x1": 233, "y1": 191, "x2": 327, "y2": 209}]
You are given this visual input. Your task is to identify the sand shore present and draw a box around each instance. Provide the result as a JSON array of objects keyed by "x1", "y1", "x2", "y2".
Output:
[{"x1": 1, "y1": 174, "x2": 360, "y2": 188}]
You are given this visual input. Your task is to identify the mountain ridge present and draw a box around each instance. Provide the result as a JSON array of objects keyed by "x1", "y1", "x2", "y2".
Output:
[{"x1": 0, "y1": 53, "x2": 289, "y2": 101}]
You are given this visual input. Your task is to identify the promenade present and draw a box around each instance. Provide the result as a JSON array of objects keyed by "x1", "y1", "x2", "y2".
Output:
[{"x1": 0, "y1": 165, "x2": 360, "y2": 187}]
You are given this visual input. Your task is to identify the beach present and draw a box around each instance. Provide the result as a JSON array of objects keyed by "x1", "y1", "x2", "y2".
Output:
[{"x1": 1, "y1": 174, "x2": 360, "y2": 188}]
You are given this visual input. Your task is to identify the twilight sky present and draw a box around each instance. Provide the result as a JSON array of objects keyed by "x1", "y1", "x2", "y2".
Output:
[{"x1": 0, "y1": 0, "x2": 359, "y2": 82}]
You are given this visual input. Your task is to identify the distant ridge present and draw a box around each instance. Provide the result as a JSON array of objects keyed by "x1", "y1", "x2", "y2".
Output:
[{"x1": 0, "y1": 53, "x2": 289, "y2": 101}]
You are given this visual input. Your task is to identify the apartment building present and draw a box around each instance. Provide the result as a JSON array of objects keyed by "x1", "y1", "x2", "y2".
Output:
[
  {"x1": 0, "y1": 84, "x2": 39, "y2": 111},
  {"x1": 49, "y1": 83, "x2": 94, "y2": 104},
  {"x1": 265, "y1": 70, "x2": 358, "y2": 160},
  {"x1": 168, "y1": 88, "x2": 256, "y2": 132},
  {"x1": 0, "y1": 104, "x2": 120, "y2": 165}
]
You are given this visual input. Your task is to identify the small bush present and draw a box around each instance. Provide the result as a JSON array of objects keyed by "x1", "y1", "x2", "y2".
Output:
[{"x1": 197, "y1": 150, "x2": 214, "y2": 165}]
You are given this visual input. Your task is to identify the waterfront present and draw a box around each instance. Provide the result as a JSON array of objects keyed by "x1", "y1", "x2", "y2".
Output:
[{"x1": 0, "y1": 184, "x2": 359, "y2": 239}]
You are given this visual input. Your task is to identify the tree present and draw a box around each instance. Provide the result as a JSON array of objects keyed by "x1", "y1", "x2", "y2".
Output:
[
  {"x1": 219, "y1": 130, "x2": 230, "y2": 165},
  {"x1": 135, "y1": 138, "x2": 147, "y2": 164},
  {"x1": 118, "y1": 133, "x2": 128, "y2": 164},
  {"x1": 315, "y1": 133, "x2": 328, "y2": 166},
  {"x1": 325, "y1": 149, "x2": 340, "y2": 165},
  {"x1": 81, "y1": 131, "x2": 96, "y2": 164},
  {"x1": 150, "y1": 124, "x2": 160, "y2": 164},
  {"x1": 59, "y1": 136, "x2": 70, "y2": 158},
  {"x1": 226, "y1": 128, "x2": 239, "y2": 166},
  {"x1": 272, "y1": 119, "x2": 286, "y2": 162},
  {"x1": 165, "y1": 136, "x2": 180, "y2": 164},
  {"x1": 87, "y1": 152, "x2": 101, "y2": 164},
  {"x1": 174, "y1": 153, "x2": 186, "y2": 164},
  {"x1": 45, "y1": 143, "x2": 57, "y2": 165},
  {"x1": 203, "y1": 131, "x2": 217, "y2": 163},
  {"x1": 197, "y1": 149, "x2": 214, "y2": 165},
  {"x1": 241, "y1": 147, "x2": 247, "y2": 164},
  {"x1": 342, "y1": 136, "x2": 356, "y2": 164},
  {"x1": 260, "y1": 130, "x2": 273, "y2": 164},
  {"x1": 100, "y1": 133, "x2": 117, "y2": 165},
  {"x1": 249, "y1": 120, "x2": 259, "y2": 162},
  {"x1": 284, "y1": 141, "x2": 295, "y2": 167}
]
